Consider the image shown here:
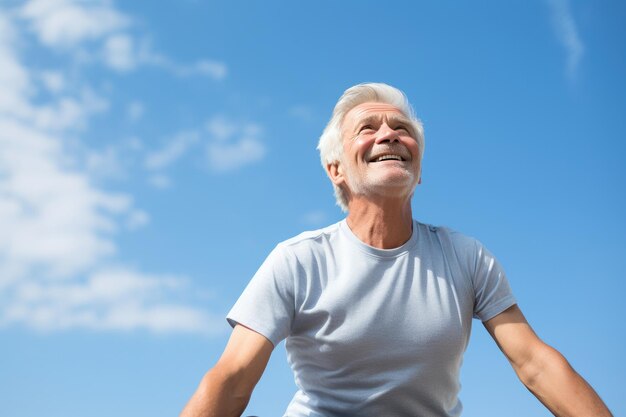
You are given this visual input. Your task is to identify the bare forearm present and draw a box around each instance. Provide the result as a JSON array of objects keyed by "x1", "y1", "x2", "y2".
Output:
[
  {"x1": 179, "y1": 369, "x2": 250, "y2": 417},
  {"x1": 520, "y1": 347, "x2": 612, "y2": 417}
]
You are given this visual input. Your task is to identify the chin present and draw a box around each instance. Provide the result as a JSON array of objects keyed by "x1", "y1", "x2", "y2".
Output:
[
  {"x1": 374, "y1": 172, "x2": 416, "y2": 188},
  {"x1": 345, "y1": 169, "x2": 418, "y2": 199},
  {"x1": 363, "y1": 176, "x2": 417, "y2": 198}
]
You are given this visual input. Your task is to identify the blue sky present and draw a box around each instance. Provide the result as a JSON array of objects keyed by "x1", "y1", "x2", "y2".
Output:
[{"x1": 0, "y1": 0, "x2": 624, "y2": 416}]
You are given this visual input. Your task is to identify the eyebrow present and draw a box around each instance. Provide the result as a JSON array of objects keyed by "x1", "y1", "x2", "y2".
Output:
[{"x1": 353, "y1": 114, "x2": 414, "y2": 133}]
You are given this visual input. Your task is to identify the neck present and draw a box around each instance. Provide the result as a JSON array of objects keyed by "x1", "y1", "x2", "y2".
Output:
[{"x1": 346, "y1": 195, "x2": 413, "y2": 249}]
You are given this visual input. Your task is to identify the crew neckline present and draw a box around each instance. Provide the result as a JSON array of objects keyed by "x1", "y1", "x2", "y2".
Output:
[{"x1": 339, "y1": 219, "x2": 419, "y2": 259}]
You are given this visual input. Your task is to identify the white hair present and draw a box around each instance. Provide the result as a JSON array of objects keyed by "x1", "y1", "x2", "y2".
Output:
[{"x1": 317, "y1": 83, "x2": 425, "y2": 212}]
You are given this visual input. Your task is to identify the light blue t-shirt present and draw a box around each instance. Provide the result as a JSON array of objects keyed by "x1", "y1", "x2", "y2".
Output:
[{"x1": 227, "y1": 219, "x2": 516, "y2": 417}]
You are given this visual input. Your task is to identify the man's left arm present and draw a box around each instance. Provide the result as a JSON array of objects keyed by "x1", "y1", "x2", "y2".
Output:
[{"x1": 483, "y1": 304, "x2": 612, "y2": 417}]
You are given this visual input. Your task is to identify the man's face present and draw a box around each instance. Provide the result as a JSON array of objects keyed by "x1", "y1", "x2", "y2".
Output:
[{"x1": 334, "y1": 102, "x2": 421, "y2": 202}]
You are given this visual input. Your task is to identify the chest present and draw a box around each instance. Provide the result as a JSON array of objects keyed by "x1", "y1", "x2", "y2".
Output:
[{"x1": 290, "y1": 251, "x2": 475, "y2": 368}]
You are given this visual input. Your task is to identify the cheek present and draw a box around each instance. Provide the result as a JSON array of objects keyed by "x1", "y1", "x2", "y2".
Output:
[
  {"x1": 351, "y1": 135, "x2": 375, "y2": 158},
  {"x1": 403, "y1": 138, "x2": 420, "y2": 159}
]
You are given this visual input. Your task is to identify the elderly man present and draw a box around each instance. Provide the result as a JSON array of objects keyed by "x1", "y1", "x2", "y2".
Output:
[{"x1": 180, "y1": 83, "x2": 612, "y2": 417}]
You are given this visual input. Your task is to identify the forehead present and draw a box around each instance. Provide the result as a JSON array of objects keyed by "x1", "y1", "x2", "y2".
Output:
[{"x1": 343, "y1": 102, "x2": 407, "y2": 128}]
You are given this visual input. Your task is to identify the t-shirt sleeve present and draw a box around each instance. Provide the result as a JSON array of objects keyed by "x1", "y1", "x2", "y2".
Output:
[
  {"x1": 470, "y1": 240, "x2": 517, "y2": 322},
  {"x1": 226, "y1": 244, "x2": 295, "y2": 347}
]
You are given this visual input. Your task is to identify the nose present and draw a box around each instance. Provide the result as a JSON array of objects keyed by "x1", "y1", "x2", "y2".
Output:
[{"x1": 374, "y1": 122, "x2": 400, "y2": 144}]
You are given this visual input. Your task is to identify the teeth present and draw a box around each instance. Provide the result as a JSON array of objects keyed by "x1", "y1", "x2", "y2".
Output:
[{"x1": 375, "y1": 155, "x2": 403, "y2": 162}]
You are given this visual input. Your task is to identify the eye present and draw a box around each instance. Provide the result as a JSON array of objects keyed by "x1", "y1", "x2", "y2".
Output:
[
  {"x1": 358, "y1": 125, "x2": 374, "y2": 133},
  {"x1": 394, "y1": 125, "x2": 410, "y2": 133}
]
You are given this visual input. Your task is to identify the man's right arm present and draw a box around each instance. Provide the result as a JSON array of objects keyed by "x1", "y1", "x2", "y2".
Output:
[{"x1": 179, "y1": 324, "x2": 274, "y2": 417}]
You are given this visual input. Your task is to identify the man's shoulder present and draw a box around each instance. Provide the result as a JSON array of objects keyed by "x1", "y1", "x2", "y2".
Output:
[
  {"x1": 416, "y1": 221, "x2": 481, "y2": 254},
  {"x1": 277, "y1": 221, "x2": 343, "y2": 251}
]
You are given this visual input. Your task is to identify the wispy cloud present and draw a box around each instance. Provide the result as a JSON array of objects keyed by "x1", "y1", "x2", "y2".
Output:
[
  {"x1": 144, "y1": 130, "x2": 200, "y2": 171},
  {"x1": 3, "y1": 268, "x2": 223, "y2": 334},
  {"x1": 33, "y1": 88, "x2": 109, "y2": 131},
  {"x1": 20, "y1": 0, "x2": 129, "y2": 48},
  {"x1": 0, "y1": 1, "x2": 221, "y2": 335},
  {"x1": 101, "y1": 34, "x2": 228, "y2": 80},
  {"x1": 148, "y1": 174, "x2": 172, "y2": 189},
  {"x1": 205, "y1": 116, "x2": 266, "y2": 172},
  {"x1": 142, "y1": 50, "x2": 228, "y2": 80},
  {"x1": 142, "y1": 116, "x2": 267, "y2": 184},
  {"x1": 207, "y1": 138, "x2": 266, "y2": 172},
  {"x1": 85, "y1": 139, "x2": 144, "y2": 182},
  {"x1": 18, "y1": 0, "x2": 227, "y2": 80},
  {"x1": 102, "y1": 33, "x2": 136, "y2": 71},
  {"x1": 39, "y1": 70, "x2": 65, "y2": 93},
  {"x1": 126, "y1": 209, "x2": 150, "y2": 230},
  {"x1": 547, "y1": 0, "x2": 584, "y2": 81}
]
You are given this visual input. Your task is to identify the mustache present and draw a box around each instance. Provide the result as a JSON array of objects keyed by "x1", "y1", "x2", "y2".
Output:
[{"x1": 366, "y1": 145, "x2": 412, "y2": 162}]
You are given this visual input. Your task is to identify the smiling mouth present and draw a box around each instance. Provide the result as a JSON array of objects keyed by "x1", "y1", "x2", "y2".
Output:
[{"x1": 369, "y1": 154, "x2": 407, "y2": 163}]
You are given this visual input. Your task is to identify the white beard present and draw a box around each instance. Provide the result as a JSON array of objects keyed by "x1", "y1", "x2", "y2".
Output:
[{"x1": 343, "y1": 162, "x2": 418, "y2": 201}]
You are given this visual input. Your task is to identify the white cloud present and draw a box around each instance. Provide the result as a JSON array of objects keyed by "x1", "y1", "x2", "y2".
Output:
[
  {"x1": 32, "y1": 88, "x2": 109, "y2": 131},
  {"x1": 126, "y1": 209, "x2": 150, "y2": 230},
  {"x1": 206, "y1": 115, "x2": 238, "y2": 141},
  {"x1": 2, "y1": 268, "x2": 224, "y2": 334},
  {"x1": 0, "y1": 31, "x2": 108, "y2": 131},
  {"x1": 85, "y1": 137, "x2": 147, "y2": 181},
  {"x1": 0, "y1": 14, "x2": 108, "y2": 130},
  {"x1": 208, "y1": 137, "x2": 266, "y2": 172},
  {"x1": 144, "y1": 130, "x2": 200, "y2": 170},
  {"x1": 40, "y1": 70, "x2": 65, "y2": 93},
  {"x1": 0, "y1": 14, "x2": 34, "y2": 119},
  {"x1": 176, "y1": 59, "x2": 227, "y2": 80},
  {"x1": 20, "y1": 0, "x2": 129, "y2": 48},
  {"x1": 86, "y1": 146, "x2": 126, "y2": 180},
  {"x1": 0, "y1": 8, "x2": 255, "y2": 339},
  {"x1": 0, "y1": 119, "x2": 129, "y2": 280},
  {"x1": 102, "y1": 33, "x2": 136, "y2": 71},
  {"x1": 0, "y1": 1, "x2": 221, "y2": 335},
  {"x1": 18, "y1": 0, "x2": 227, "y2": 80},
  {"x1": 142, "y1": 117, "x2": 266, "y2": 180},
  {"x1": 547, "y1": 0, "x2": 584, "y2": 80},
  {"x1": 142, "y1": 116, "x2": 266, "y2": 179},
  {"x1": 205, "y1": 116, "x2": 266, "y2": 172},
  {"x1": 138, "y1": 46, "x2": 228, "y2": 80}
]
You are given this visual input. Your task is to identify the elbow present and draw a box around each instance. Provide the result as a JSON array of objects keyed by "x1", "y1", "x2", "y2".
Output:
[
  {"x1": 516, "y1": 343, "x2": 571, "y2": 390},
  {"x1": 179, "y1": 367, "x2": 251, "y2": 417},
  {"x1": 205, "y1": 364, "x2": 253, "y2": 408}
]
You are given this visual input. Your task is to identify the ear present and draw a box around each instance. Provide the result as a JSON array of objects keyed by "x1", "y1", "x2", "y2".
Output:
[{"x1": 326, "y1": 161, "x2": 346, "y2": 186}]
